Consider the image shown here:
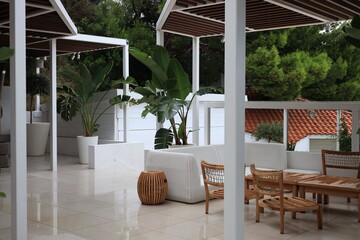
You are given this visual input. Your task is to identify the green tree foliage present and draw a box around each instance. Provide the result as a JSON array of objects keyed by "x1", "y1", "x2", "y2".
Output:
[
  {"x1": 338, "y1": 117, "x2": 351, "y2": 152},
  {"x1": 252, "y1": 122, "x2": 283, "y2": 143},
  {"x1": 246, "y1": 46, "x2": 285, "y2": 100}
]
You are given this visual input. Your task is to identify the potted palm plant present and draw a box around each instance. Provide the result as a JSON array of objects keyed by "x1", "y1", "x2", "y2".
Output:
[
  {"x1": 26, "y1": 73, "x2": 50, "y2": 156},
  {"x1": 130, "y1": 45, "x2": 222, "y2": 149},
  {"x1": 57, "y1": 61, "x2": 130, "y2": 164}
]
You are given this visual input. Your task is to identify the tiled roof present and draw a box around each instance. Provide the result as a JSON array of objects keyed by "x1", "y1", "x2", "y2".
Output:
[{"x1": 245, "y1": 109, "x2": 352, "y2": 143}]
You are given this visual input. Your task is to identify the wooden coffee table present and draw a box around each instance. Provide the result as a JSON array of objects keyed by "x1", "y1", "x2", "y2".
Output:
[
  {"x1": 245, "y1": 172, "x2": 319, "y2": 197},
  {"x1": 297, "y1": 175, "x2": 360, "y2": 222}
]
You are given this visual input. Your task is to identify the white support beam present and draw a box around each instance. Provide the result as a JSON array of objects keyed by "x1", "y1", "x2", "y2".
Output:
[
  {"x1": 156, "y1": 30, "x2": 164, "y2": 46},
  {"x1": 192, "y1": 37, "x2": 200, "y2": 145},
  {"x1": 224, "y1": 0, "x2": 245, "y2": 239},
  {"x1": 283, "y1": 109, "x2": 288, "y2": 149},
  {"x1": 123, "y1": 42, "x2": 129, "y2": 142},
  {"x1": 156, "y1": 30, "x2": 164, "y2": 131},
  {"x1": 352, "y1": 110, "x2": 359, "y2": 151},
  {"x1": 10, "y1": 0, "x2": 28, "y2": 239},
  {"x1": 50, "y1": 39, "x2": 57, "y2": 171},
  {"x1": 336, "y1": 110, "x2": 341, "y2": 151}
]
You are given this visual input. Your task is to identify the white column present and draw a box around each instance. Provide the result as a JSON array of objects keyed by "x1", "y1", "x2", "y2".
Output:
[
  {"x1": 192, "y1": 37, "x2": 200, "y2": 145},
  {"x1": 50, "y1": 40, "x2": 57, "y2": 171},
  {"x1": 283, "y1": 109, "x2": 288, "y2": 149},
  {"x1": 123, "y1": 42, "x2": 129, "y2": 142},
  {"x1": 352, "y1": 110, "x2": 359, "y2": 151},
  {"x1": 224, "y1": 0, "x2": 245, "y2": 239},
  {"x1": 336, "y1": 110, "x2": 341, "y2": 151},
  {"x1": 156, "y1": 30, "x2": 164, "y2": 46},
  {"x1": 156, "y1": 30, "x2": 164, "y2": 131},
  {"x1": 10, "y1": 0, "x2": 27, "y2": 239},
  {"x1": 204, "y1": 103, "x2": 211, "y2": 145}
]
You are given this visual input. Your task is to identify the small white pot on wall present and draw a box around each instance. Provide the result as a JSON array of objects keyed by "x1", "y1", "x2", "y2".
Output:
[
  {"x1": 77, "y1": 136, "x2": 98, "y2": 164},
  {"x1": 27, "y1": 122, "x2": 50, "y2": 156}
]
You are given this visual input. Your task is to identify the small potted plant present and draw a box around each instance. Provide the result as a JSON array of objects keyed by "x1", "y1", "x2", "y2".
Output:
[
  {"x1": 26, "y1": 73, "x2": 50, "y2": 156},
  {"x1": 130, "y1": 45, "x2": 222, "y2": 149},
  {"x1": 57, "y1": 61, "x2": 131, "y2": 164}
]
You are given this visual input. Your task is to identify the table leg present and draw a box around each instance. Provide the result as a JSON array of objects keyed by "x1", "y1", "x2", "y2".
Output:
[{"x1": 358, "y1": 194, "x2": 360, "y2": 222}]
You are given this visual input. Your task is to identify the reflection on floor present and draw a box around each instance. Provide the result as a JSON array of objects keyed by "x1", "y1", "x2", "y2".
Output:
[{"x1": 0, "y1": 155, "x2": 359, "y2": 239}]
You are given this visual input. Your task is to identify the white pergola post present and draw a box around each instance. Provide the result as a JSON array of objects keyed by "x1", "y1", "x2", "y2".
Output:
[
  {"x1": 283, "y1": 109, "x2": 288, "y2": 149},
  {"x1": 50, "y1": 39, "x2": 57, "y2": 171},
  {"x1": 224, "y1": 0, "x2": 245, "y2": 239},
  {"x1": 155, "y1": 30, "x2": 164, "y2": 131},
  {"x1": 123, "y1": 42, "x2": 129, "y2": 142},
  {"x1": 10, "y1": 0, "x2": 28, "y2": 239},
  {"x1": 336, "y1": 110, "x2": 341, "y2": 151},
  {"x1": 352, "y1": 110, "x2": 359, "y2": 151},
  {"x1": 192, "y1": 37, "x2": 200, "y2": 145}
]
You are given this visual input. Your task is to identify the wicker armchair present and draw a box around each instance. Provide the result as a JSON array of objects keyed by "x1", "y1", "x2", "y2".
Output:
[
  {"x1": 250, "y1": 164, "x2": 322, "y2": 234},
  {"x1": 200, "y1": 160, "x2": 224, "y2": 214},
  {"x1": 321, "y1": 149, "x2": 360, "y2": 203}
]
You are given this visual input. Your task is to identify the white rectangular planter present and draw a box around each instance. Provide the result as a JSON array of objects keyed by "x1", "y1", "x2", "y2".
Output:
[{"x1": 88, "y1": 141, "x2": 144, "y2": 171}]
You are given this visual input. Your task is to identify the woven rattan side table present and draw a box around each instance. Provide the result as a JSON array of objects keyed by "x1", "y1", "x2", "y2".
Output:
[{"x1": 137, "y1": 170, "x2": 168, "y2": 205}]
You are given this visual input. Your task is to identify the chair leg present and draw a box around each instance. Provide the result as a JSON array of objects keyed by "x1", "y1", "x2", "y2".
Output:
[
  {"x1": 291, "y1": 211, "x2": 296, "y2": 219},
  {"x1": 347, "y1": 197, "x2": 351, "y2": 203},
  {"x1": 256, "y1": 200, "x2": 260, "y2": 222},
  {"x1": 280, "y1": 210, "x2": 285, "y2": 234},
  {"x1": 324, "y1": 195, "x2": 329, "y2": 204},
  {"x1": 317, "y1": 205, "x2": 323, "y2": 230},
  {"x1": 205, "y1": 197, "x2": 209, "y2": 214}
]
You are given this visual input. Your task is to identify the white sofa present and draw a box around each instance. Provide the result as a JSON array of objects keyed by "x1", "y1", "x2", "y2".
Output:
[
  {"x1": 145, "y1": 142, "x2": 320, "y2": 203},
  {"x1": 146, "y1": 144, "x2": 224, "y2": 203}
]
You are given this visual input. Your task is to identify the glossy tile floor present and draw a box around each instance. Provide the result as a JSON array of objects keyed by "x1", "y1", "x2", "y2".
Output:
[{"x1": 0, "y1": 155, "x2": 359, "y2": 239}]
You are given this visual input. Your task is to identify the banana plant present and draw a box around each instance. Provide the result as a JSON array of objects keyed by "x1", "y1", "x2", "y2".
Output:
[
  {"x1": 130, "y1": 45, "x2": 223, "y2": 149},
  {"x1": 57, "y1": 61, "x2": 135, "y2": 137}
]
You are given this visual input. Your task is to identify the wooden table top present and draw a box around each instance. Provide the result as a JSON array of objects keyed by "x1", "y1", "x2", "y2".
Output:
[
  {"x1": 297, "y1": 175, "x2": 360, "y2": 192},
  {"x1": 245, "y1": 172, "x2": 319, "y2": 184}
]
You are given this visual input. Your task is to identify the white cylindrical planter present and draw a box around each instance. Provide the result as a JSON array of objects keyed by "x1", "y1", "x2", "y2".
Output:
[
  {"x1": 27, "y1": 122, "x2": 50, "y2": 156},
  {"x1": 77, "y1": 136, "x2": 98, "y2": 164}
]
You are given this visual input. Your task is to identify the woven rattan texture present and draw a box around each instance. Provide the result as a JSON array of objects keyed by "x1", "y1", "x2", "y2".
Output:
[{"x1": 137, "y1": 171, "x2": 168, "y2": 205}]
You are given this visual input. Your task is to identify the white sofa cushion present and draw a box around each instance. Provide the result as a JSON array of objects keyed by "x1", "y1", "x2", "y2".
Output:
[{"x1": 146, "y1": 150, "x2": 206, "y2": 203}]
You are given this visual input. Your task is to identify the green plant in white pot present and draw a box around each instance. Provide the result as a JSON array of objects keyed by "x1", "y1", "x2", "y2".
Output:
[
  {"x1": 57, "y1": 61, "x2": 131, "y2": 164},
  {"x1": 130, "y1": 45, "x2": 222, "y2": 149},
  {"x1": 26, "y1": 73, "x2": 50, "y2": 156}
]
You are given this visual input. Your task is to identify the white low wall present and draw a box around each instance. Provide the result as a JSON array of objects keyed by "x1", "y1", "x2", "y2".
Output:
[
  {"x1": 287, "y1": 151, "x2": 358, "y2": 178},
  {"x1": 88, "y1": 141, "x2": 144, "y2": 171}
]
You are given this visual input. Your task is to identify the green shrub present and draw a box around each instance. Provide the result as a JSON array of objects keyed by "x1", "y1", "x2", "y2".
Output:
[{"x1": 252, "y1": 121, "x2": 283, "y2": 143}]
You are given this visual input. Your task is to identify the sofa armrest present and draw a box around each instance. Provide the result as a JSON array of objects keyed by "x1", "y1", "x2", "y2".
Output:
[{"x1": 145, "y1": 150, "x2": 205, "y2": 203}]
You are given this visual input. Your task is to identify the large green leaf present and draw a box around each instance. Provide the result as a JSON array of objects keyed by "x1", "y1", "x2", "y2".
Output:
[
  {"x1": 0, "y1": 47, "x2": 14, "y2": 61},
  {"x1": 157, "y1": 97, "x2": 184, "y2": 123},
  {"x1": 93, "y1": 61, "x2": 113, "y2": 91},
  {"x1": 129, "y1": 48, "x2": 167, "y2": 89},
  {"x1": 345, "y1": 36, "x2": 360, "y2": 49},
  {"x1": 154, "y1": 128, "x2": 173, "y2": 149},
  {"x1": 167, "y1": 59, "x2": 190, "y2": 100},
  {"x1": 153, "y1": 45, "x2": 170, "y2": 76},
  {"x1": 0, "y1": 192, "x2": 6, "y2": 198}
]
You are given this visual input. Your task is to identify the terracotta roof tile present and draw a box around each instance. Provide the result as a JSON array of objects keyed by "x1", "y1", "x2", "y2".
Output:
[{"x1": 245, "y1": 109, "x2": 352, "y2": 143}]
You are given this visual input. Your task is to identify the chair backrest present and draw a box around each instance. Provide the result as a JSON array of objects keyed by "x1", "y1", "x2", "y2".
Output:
[
  {"x1": 321, "y1": 150, "x2": 360, "y2": 178},
  {"x1": 200, "y1": 160, "x2": 224, "y2": 187},
  {"x1": 250, "y1": 164, "x2": 283, "y2": 197}
]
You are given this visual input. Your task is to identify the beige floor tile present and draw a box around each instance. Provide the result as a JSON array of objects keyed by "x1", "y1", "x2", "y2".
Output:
[
  {"x1": 58, "y1": 199, "x2": 115, "y2": 213},
  {"x1": 130, "y1": 212, "x2": 187, "y2": 230},
  {"x1": 72, "y1": 221, "x2": 150, "y2": 240},
  {"x1": 130, "y1": 231, "x2": 184, "y2": 240},
  {"x1": 42, "y1": 213, "x2": 111, "y2": 231},
  {"x1": 158, "y1": 220, "x2": 223, "y2": 240}
]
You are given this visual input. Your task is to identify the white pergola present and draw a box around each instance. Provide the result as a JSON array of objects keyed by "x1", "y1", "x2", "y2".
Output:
[
  {"x1": 156, "y1": 0, "x2": 360, "y2": 239},
  {"x1": 4, "y1": 0, "x2": 130, "y2": 238}
]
